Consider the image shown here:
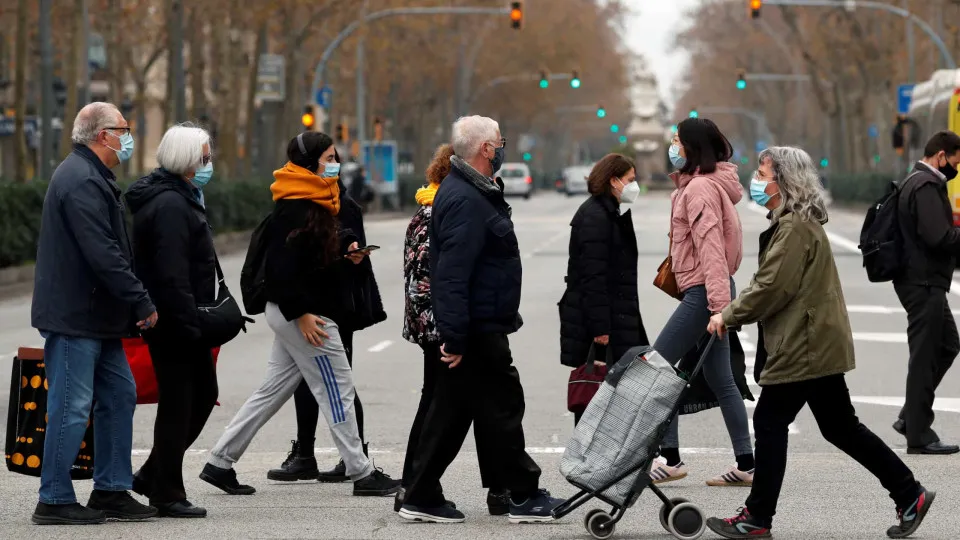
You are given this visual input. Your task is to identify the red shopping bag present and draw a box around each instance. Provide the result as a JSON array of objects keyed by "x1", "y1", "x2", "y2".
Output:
[{"x1": 122, "y1": 338, "x2": 220, "y2": 405}]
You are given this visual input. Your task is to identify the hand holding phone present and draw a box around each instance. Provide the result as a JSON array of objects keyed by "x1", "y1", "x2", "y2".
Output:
[{"x1": 346, "y1": 244, "x2": 380, "y2": 256}]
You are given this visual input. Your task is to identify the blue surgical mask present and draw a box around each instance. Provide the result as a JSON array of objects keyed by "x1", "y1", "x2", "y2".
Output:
[
  {"x1": 192, "y1": 162, "x2": 213, "y2": 188},
  {"x1": 106, "y1": 131, "x2": 135, "y2": 162},
  {"x1": 750, "y1": 176, "x2": 778, "y2": 206},
  {"x1": 321, "y1": 162, "x2": 340, "y2": 178},
  {"x1": 668, "y1": 144, "x2": 686, "y2": 169}
]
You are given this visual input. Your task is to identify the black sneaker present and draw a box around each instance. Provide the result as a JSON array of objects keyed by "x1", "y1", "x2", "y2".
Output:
[
  {"x1": 888, "y1": 487, "x2": 936, "y2": 539},
  {"x1": 398, "y1": 503, "x2": 466, "y2": 523},
  {"x1": 32, "y1": 502, "x2": 106, "y2": 525},
  {"x1": 154, "y1": 500, "x2": 207, "y2": 518},
  {"x1": 317, "y1": 459, "x2": 349, "y2": 483},
  {"x1": 487, "y1": 489, "x2": 510, "y2": 516},
  {"x1": 131, "y1": 470, "x2": 150, "y2": 498},
  {"x1": 706, "y1": 507, "x2": 772, "y2": 539},
  {"x1": 199, "y1": 463, "x2": 256, "y2": 495},
  {"x1": 508, "y1": 489, "x2": 564, "y2": 524},
  {"x1": 267, "y1": 440, "x2": 320, "y2": 481},
  {"x1": 394, "y1": 487, "x2": 457, "y2": 512},
  {"x1": 86, "y1": 490, "x2": 158, "y2": 521},
  {"x1": 353, "y1": 468, "x2": 402, "y2": 496}
]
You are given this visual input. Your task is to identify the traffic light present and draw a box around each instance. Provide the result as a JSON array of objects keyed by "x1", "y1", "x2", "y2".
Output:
[
  {"x1": 610, "y1": 124, "x2": 619, "y2": 133},
  {"x1": 539, "y1": 70, "x2": 549, "y2": 89},
  {"x1": 689, "y1": 109, "x2": 699, "y2": 118},
  {"x1": 736, "y1": 69, "x2": 747, "y2": 90},
  {"x1": 301, "y1": 104, "x2": 316, "y2": 131},
  {"x1": 570, "y1": 70, "x2": 581, "y2": 89},
  {"x1": 373, "y1": 116, "x2": 383, "y2": 141},
  {"x1": 750, "y1": 0, "x2": 762, "y2": 18},
  {"x1": 509, "y1": 1, "x2": 523, "y2": 29},
  {"x1": 820, "y1": 157, "x2": 829, "y2": 168},
  {"x1": 596, "y1": 105, "x2": 606, "y2": 118},
  {"x1": 336, "y1": 120, "x2": 349, "y2": 143},
  {"x1": 522, "y1": 152, "x2": 532, "y2": 162},
  {"x1": 618, "y1": 135, "x2": 627, "y2": 144},
  {"x1": 670, "y1": 124, "x2": 678, "y2": 133}
]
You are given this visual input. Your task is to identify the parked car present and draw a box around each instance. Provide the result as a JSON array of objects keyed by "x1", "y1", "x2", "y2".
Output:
[
  {"x1": 562, "y1": 165, "x2": 592, "y2": 196},
  {"x1": 496, "y1": 162, "x2": 534, "y2": 199}
]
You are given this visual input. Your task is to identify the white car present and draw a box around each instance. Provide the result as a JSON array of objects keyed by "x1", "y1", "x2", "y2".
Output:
[
  {"x1": 496, "y1": 163, "x2": 534, "y2": 199},
  {"x1": 562, "y1": 165, "x2": 592, "y2": 196}
]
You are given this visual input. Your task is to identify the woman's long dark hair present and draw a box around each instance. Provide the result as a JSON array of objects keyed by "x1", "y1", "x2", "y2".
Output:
[
  {"x1": 676, "y1": 118, "x2": 733, "y2": 176},
  {"x1": 285, "y1": 132, "x2": 341, "y2": 266}
]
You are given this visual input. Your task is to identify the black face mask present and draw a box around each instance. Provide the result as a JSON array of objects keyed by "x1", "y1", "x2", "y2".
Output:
[{"x1": 938, "y1": 158, "x2": 958, "y2": 180}]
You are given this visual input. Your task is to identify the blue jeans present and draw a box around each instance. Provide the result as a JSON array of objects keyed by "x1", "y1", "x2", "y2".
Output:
[
  {"x1": 39, "y1": 332, "x2": 137, "y2": 504},
  {"x1": 653, "y1": 282, "x2": 753, "y2": 457}
]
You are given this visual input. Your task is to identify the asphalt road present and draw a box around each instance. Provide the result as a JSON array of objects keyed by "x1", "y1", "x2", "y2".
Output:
[{"x1": 1, "y1": 190, "x2": 958, "y2": 539}]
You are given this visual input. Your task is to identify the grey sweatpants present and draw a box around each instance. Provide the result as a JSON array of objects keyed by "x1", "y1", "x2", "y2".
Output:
[{"x1": 208, "y1": 303, "x2": 373, "y2": 480}]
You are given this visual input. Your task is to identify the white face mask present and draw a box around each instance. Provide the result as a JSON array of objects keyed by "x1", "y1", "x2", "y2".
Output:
[{"x1": 617, "y1": 178, "x2": 640, "y2": 204}]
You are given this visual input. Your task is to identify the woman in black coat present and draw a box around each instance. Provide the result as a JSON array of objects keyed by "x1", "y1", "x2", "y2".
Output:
[{"x1": 559, "y1": 153, "x2": 649, "y2": 424}]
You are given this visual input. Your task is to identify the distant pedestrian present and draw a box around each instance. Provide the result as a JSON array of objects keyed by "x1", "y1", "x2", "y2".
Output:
[
  {"x1": 706, "y1": 146, "x2": 934, "y2": 540},
  {"x1": 398, "y1": 115, "x2": 564, "y2": 524},
  {"x1": 891, "y1": 130, "x2": 960, "y2": 455},
  {"x1": 649, "y1": 117, "x2": 754, "y2": 487},
  {"x1": 558, "y1": 153, "x2": 649, "y2": 424},
  {"x1": 199, "y1": 132, "x2": 400, "y2": 498},
  {"x1": 396, "y1": 143, "x2": 509, "y2": 515},
  {"x1": 124, "y1": 124, "x2": 219, "y2": 518},
  {"x1": 30, "y1": 101, "x2": 158, "y2": 525}
]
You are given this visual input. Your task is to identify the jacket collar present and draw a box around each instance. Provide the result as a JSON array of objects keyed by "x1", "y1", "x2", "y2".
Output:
[
  {"x1": 450, "y1": 156, "x2": 512, "y2": 216},
  {"x1": 915, "y1": 160, "x2": 947, "y2": 182},
  {"x1": 155, "y1": 168, "x2": 207, "y2": 212},
  {"x1": 73, "y1": 143, "x2": 118, "y2": 190}
]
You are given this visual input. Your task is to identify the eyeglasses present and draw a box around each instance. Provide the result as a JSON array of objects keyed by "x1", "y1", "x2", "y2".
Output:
[
  {"x1": 103, "y1": 126, "x2": 131, "y2": 134},
  {"x1": 201, "y1": 154, "x2": 212, "y2": 166},
  {"x1": 489, "y1": 137, "x2": 507, "y2": 149}
]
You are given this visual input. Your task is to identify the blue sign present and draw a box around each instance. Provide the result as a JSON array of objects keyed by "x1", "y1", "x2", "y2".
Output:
[
  {"x1": 868, "y1": 125, "x2": 879, "y2": 138},
  {"x1": 361, "y1": 141, "x2": 398, "y2": 195},
  {"x1": 315, "y1": 86, "x2": 332, "y2": 108},
  {"x1": 755, "y1": 141, "x2": 766, "y2": 153},
  {"x1": 897, "y1": 84, "x2": 915, "y2": 115}
]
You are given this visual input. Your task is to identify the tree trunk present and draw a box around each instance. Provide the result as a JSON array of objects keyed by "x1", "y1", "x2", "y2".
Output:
[
  {"x1": 59, "y1": 0, "x2": 82, "y2": 160},
  {"x1": 134, "y1": 82, "x2": 148, "y2": 173},
  {"x1": 188, "y1": 3, "x2": 206, "y2": 120},
  {"x1": 243, "y1": 22, "x2": 267, "y2": 177},
  {"x1": 105, "y1": 0, "x2": 122, "y2": 105},
  {"x1": 13, "y1": 0, "x2": 28, "y2": 182}
]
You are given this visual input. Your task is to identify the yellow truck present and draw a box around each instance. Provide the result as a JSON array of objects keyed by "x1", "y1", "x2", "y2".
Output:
[{"x1": 908, "y1": 69, "x2": 960, "y2": 224}]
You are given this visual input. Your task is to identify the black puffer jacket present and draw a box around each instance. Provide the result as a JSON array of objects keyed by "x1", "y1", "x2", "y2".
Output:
[
  {"x1": 559, "y1": 194, "x2": 648, "y2": 367},
  {"x1": 336, "y1": 180, "x2": 387, "y2": 332},
  {"x1": 125, "y1": 168, "x2": 217, "y2": 343}
]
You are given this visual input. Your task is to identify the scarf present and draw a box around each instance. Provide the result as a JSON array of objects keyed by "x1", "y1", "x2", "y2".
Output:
[
  {"x1": 270, "y1": 162, "x2": 340, "y2": 215},
  {"x1": 415, "y1": 183, "x2": 439, "y2": 206}
]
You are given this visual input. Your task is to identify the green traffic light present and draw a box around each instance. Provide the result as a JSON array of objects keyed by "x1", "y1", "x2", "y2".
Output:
[
  {"x1": 597, "y1": 108, "x2": 606, "y2": 118},
  {"x1": 618, "y1": 135, "x2": 627, "y2": 144},
  {"x1": 522, "y1": 152, "x2": 532, "y2": 161},
  {"x1": 689, "y1": 110, "x2": 699, "y2": 118},
  {"x1": 670, "y1": 124, "x2": 678, "y2": 133},
  {"x1": 820, "y1": 158, "x2": 829, "y2": 167},
  {"x1": 610, "y1": 124, "x2": 619, "y2": 133},
  {"x1": 873, "y1": 154, "x2": 881, "y2": 164},
  {"x1": 570, "y1": 78, "x2": 581, "y2": 89},
  {"x1": 539, "y1": 78, "x2": 549, "y2": 89},
  {"x1": 736, "y1": 80, "x2": 746, "y2": 90},
  {"x1": 740, "y1": 156, "x2": 749, "y2": 165}
]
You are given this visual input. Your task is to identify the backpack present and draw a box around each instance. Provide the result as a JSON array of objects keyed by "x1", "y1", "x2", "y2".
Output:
[
  {"x1": 240, "y1": 214, "x2": 273, "y2": 315},
  {"x1": 858, "y1": 172, "x2": 919, "y2": 282}
]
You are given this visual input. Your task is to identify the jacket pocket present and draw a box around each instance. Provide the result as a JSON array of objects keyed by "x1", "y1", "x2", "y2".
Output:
[{"x1": 670, "y1": 224, "x2": 696, "y2": 272}]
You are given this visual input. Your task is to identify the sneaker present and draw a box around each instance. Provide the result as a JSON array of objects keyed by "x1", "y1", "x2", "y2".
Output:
[
  {"x1": 86, "y1": 490, "x2": 158, "y2": 521},
  {"x1": 199, "y1": 463, "x2": 256, "y2": 495},
  {"x1": 317, "y1": 459, "x2": 349, "y2": 483},
  {"x1": 353, "y1": 468, "x2": 402, "y2": 496},
  {"x1": 394, "y1": 487, "x2": 458, "y2": 512},
  {"x1": 131, "y1": 470, "x2": 150, "y2": 498},
  {"x1": 487, "y1": 488, "x2": 510, "y2": 516},
  {"x1": 399, "y1": 503, "x2": 466, "y2": 523},
  {"x1": 706, "y1": 466, "x2": 754, "y2": 487},
  {"x1": 508, "y1": 488, "x2": 565, "y2": 524},
  {"x1": 706, "y1": 507, "x2": 772, "y2": 539},
  {"x1": 267, "y1": 440, "x2": 320, "y2": 481},
  {"x1": 32, "y1": 502, "x2": 106, "y2": 525},
  {"x1": 154, "y1": 500, "x2": 207, "y2": 518},
  {"x1": 650, "y1": 459, "x2": 688, "y2": 484},
  {"x1": 887, "y1": 487, "x2": 936, "y2": 539}
]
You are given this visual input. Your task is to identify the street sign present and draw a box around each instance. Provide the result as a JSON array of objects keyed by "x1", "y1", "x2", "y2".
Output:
[
  {"x1": 868, "y1": 125, "x2": 879, "y2": 138},
  {"x1": 315, "y1": 86, "x2": 332, "y2": 108},
  {"x1": 517, "y1": 134, "x2": 535, "y2": 153},
  {"x1": 361, "y1": 140, "x2": 399, "y2": 195},
  {"x1": 256, "y1": 54, "x2": 286, "y2": 102},
  {"x1": 897, "y1": 84, "x2": 915, "y2": 115}
]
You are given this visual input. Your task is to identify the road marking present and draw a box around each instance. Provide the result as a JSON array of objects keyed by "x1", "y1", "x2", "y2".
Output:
[
  {"x1": 367, "y1": 340, "x2": 393, "y2": 353},
  {"x1": 524, "y1": 229, "x2": 568, "y2": 259},
  {"x1": 849, "y1": 396, "x2": 960, "y2": 413},
  {"x1": 847, "y1": 305, "x2": 960, "y2": 316},
  {"x1": 852, "y1": 332, "x2": 908, "y2": 343}
]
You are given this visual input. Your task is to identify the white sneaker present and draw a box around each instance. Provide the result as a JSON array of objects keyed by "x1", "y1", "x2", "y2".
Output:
[
  {"x1": 649, "y1": 459, "x2": 688, "y2": 484},
  {"x1": 705, "y1": 465, "x2": 754, "y2": 487}
]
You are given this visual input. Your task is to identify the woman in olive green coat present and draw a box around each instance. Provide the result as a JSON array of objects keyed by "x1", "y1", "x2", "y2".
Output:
[{"x1": 704, "y1": 146, "x2": 934, "y2": 540}]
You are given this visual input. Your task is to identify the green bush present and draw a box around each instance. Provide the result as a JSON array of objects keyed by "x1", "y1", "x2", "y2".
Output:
[
  {"x1": 0, "y1": 177, "x2": 275, "y2": 269},
  {"x1": 826, "y1": 173, "x2": 894, "y2": 205}
]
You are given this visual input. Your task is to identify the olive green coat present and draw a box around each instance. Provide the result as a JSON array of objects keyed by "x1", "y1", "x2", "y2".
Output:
[{"x1": 721, "y1": 212, "x2": 855, "y2": 385}]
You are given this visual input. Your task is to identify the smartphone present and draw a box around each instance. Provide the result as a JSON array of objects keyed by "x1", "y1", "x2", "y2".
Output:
[{"x1": 346, "y1": 244, "x2": 380, "y2": 256}]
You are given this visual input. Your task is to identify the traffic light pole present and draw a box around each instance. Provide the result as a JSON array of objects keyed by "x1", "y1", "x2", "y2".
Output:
[
  {"x1": 467, "y1": 72, "x2": 575, "y2": 108},
  {"x1": 762, "y1": 0, "x2": 956, "y2": 69}
]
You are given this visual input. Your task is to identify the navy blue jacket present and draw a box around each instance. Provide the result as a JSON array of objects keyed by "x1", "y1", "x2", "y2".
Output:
[
  {"x1": 429, "y1": 160, "x2": 522, "y2": 355},
  {"x1": 31, "y1": 145, "x2": 155, "y2": 339}
]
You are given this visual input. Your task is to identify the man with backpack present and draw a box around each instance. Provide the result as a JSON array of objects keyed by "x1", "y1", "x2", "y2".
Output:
[{"x1": 892, "y1": 130, "x2": 960, "y2": 455}]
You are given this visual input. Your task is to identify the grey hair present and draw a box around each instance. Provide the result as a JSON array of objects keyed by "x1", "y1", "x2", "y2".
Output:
[
  {"x1": 758, "y1": 146, "x2": 828, "y2": 225},
  {"x1": 156, "y1": 123, "x2": 211, "y2": 175},
  {"x1": 71, "y1": 102, "x2": 122, "y2": 144},
  {"x1": 451, "y1": 115, "x2": 500, "y2": 159}
]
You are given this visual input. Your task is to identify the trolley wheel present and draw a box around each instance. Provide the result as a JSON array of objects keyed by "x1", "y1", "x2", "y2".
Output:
[
  {"x1": 585, "y1": 510, "x2": 616, "y2": 540},
  {"x1": 583, "y1": 509, "x2": 605, "y2": 529},
  {"x1": 667, "y1": 502, "x2": 706, "y2": 540},
  {"x1": 659, "y1": 497, "x2": 689, "y2": 532}
]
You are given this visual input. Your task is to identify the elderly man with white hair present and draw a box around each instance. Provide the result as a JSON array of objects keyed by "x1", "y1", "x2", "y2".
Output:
[
  {"x1": 398, "y1": 115, "x2": 564, "y2": 525},
  {"x1": 123, "y1": 123, "x2": 219, "y2": 518},
  {"x1": 31, "y1": 102, "x2": 158, "y2": 525}
]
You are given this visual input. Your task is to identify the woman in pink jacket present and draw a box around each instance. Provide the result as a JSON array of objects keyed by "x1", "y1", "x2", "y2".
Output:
[{"x1": 648, "y1": 118, "x2": 755, "y2": 487}]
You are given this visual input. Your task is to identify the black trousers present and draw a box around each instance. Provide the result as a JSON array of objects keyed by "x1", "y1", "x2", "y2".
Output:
[
  {"x1": 401, "y1": 343, "x2": 500, "y2": 489},
  {"x1": 292, "y1": 330, "x2": 363, "y2": 445},
  {"x1": 746, "y1": 374, "x2": 918, "y2": 523},
  {"x1": 404, "y1": 333, "x2": 541, "y2": 507},
  {"x1": 139, "y1": 341, "x2": 218, "y2": 504},
  {"x1": 893, "y1": 283, "x2": 958, "y2": 446}
]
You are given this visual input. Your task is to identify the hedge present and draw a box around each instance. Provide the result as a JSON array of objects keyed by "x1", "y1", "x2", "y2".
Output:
[{"x1": 0, "y1": 178, "x2": 275, "y2": 269}]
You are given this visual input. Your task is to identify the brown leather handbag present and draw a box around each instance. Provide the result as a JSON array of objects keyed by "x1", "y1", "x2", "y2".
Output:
[{"x1": 653, "y1": 255, "x2": 682, "y2": 299}]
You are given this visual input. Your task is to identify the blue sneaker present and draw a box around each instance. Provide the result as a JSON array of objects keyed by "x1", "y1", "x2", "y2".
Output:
[
  {"x1": 398, "y1": 503, "x2": 465, "y2": 524},
  {"x1": 508, "y1": 489, "x2": 565, "y2": 524}
]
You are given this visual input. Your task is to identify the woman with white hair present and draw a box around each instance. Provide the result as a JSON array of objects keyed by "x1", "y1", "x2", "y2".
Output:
[
  {"x1": 124, "y1": 123, "x2": 219, "y2": 518},
  {"x1": 705, "y1": 147, "x2": 933, "y2": 539}
]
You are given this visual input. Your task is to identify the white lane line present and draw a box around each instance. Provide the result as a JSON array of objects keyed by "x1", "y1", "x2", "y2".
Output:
[
  {"x1": 849, "y1": 396, "x2": 960, "y2": 413},
  {"x1": 847, "y1": 305, "x2": 960, "y2": 316},
  {"x1": 523, "y1": 229, "x2": 568, "y2": 259},
  {"x1": 367, "y1": 340, "x2": 393, "y2": 353},
  {"x1": 852, "y1": 332, "x2": 908, "y2": 343}
]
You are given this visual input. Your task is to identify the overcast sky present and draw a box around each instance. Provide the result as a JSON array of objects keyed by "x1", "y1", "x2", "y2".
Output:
[{"x1": 623, "y1": 0, "x2": 700, "y2": 109}]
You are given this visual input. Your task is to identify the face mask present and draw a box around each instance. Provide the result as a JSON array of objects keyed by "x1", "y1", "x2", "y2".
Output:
[
  {"x1": 321, "y1": 162, "x2": 340, "y2": 178},
  {"x1": 668, "y1": 144, "x2": 686, "y2": 169},
  {"x1": 750, "y1": 176, "x2": 778, "y2": 206},
  {"x1": 489, "y1": 144, "x2": 505, "y2": 174},
  {"x1": 617, "y1": 178, "x2": 640, "y2": 204},
  {"x1": 937, "y1": 155, "x2": 958, "y2": 180},
  {"x1": 105, "y1": 131, "x2": 135, "y2": 162},
  {"x1": 192, "y1": 162, "x2": 213, "y2": 188}
]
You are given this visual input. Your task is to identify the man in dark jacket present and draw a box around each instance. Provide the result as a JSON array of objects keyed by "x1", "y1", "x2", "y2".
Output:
[
  {"x1": 398, "y1": 115, "x2": 563, "y2": 524},
  {"x1": 892, "y1": 130, "x2": 960, "y2": 455},
  {"x1": 30, "y1": 102, "x2": 158, "y2": 525}
]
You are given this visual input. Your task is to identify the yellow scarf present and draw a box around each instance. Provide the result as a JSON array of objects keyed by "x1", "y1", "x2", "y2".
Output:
[
  {"x1": 270, "y1": 162, "x2": 340, "y2": 215},
  {"x1": 415, "y1": 183, "x2": 439, "y2": 206}
]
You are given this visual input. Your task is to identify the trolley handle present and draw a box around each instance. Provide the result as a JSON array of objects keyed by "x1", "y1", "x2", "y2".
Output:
[{"x1": 685, "y1": 333, "x2": 718, "y2": 380}]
